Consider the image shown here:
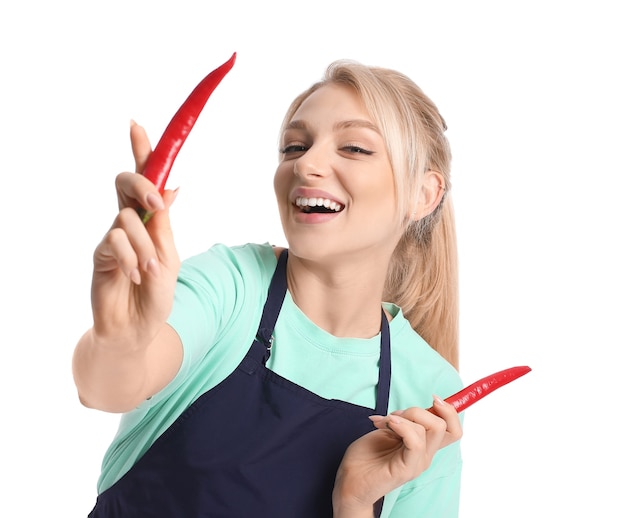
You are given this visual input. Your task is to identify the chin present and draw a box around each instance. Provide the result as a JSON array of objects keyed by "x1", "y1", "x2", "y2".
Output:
[{"x1": 282, "y1": 236, "x2": 333, "y2": 261}]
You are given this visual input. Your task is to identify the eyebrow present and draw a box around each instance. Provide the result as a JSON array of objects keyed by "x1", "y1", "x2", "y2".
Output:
[{"x1": 285, "y1": 119, "x2": 381, "y2": 135}]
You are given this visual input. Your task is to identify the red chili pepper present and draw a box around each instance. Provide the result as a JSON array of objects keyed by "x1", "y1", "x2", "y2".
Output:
[
  {"x1": 138, "y1": 52, "x2": 236, "y2": 222},
  {"x1": 436, "y1": 365, "x2": 531, "y2": 413}
]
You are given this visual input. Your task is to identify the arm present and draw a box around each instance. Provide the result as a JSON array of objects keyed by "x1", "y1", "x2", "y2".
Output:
[
  {"x1": 333, "y1": 396, "x2": 462, "y2": 517},
  {"x1": 385, "y1": 456, "x2": 462, "y2": 517},
  {"x1": 72, "y1": 122, "x2": 182, "y2": 413}
]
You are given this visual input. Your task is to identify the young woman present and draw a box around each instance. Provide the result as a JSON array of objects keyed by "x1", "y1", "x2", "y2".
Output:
[{"x1": 73, "y1": 59, "x2": 464, "y2": 517}]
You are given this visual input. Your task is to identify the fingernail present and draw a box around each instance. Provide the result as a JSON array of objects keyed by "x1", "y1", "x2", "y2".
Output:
[
  {"x1": 129, "y1": 268, "x2": 141, "y2": 285},
  {"x1": 146, "y1": 193, "x2": 165, "y2": 211},
  {"x1": 146, "y1": 258, "x2": 160, "y2": 276},
  {"x1": 433, "y1": 394, "x2": 445, "y2": 406},
  {"x1": 388, "y1": 415, "x2": 402, "y2": 425},
  {"x1": 368, "y1": 415, "x2": 384, "y2": 423}
]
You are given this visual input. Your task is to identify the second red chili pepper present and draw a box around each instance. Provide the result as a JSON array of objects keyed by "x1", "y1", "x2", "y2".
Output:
[
  {"x1": 433, "y1": 365, "x2": 531, "y2": 413},
  {"x1": 138, "y1": 52, "x2": 237, "y2": 222}
]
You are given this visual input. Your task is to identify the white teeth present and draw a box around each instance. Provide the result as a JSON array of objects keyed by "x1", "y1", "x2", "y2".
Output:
[{"x1": 295, "y1": 196, "x2": 343, "y2": 212}]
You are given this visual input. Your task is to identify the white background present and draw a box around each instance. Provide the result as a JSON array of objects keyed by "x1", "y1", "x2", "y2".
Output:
[{"x1": 1, "y1": 1, "x2": 624, "y2": 516}]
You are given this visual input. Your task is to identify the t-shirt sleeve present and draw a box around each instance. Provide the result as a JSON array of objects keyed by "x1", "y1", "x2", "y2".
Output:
[
  {"x1": 381, "y1": 332, "x2": 464, "y2": 518},
  {"x1": 162, "y1": 242, "x2": 277, "y2": 399},
  {"x1": 383, "y1": 442, "x2": 462, "y2": 518}
]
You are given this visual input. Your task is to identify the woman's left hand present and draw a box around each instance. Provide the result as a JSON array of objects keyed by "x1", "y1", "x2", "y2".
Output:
[{"x1": 332, "y1": 397, "x2": 462, "y2": 517}]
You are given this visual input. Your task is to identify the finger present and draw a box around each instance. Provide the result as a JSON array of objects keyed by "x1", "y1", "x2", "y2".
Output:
[
  {"x1": 369, "y1": 411, "x2": 430, "y2": 434},
  {"x1": 378, "y1": 414, "x2": 433, "y2": 480},
  {"x1": 145, "y1": 188, "x2": 180, "y2": 269},
  {"x1": 431, "y1": 395, "x2": 463, "y2": 446},
  {"x1": 385, "y1": 414, "x2": 426, "y2": 449},
  {"x1": 391, "y1": 408, "x2": 447, "y2": 447},
  {"x1": 115, "y1": 172, "x2": 165, "y2": 213},
  {"x1": 376, "y1": 408, "x2": 448, "y2": 468},
  {"x1": 95, "y1": 226, "x2": 142, "y2": 284},
  {"x1": 130, "y1": 120, "x2": 152, "y2": 174},
  {"x1": 108, "y1": 207, "x2": 161, "y2": 280}
]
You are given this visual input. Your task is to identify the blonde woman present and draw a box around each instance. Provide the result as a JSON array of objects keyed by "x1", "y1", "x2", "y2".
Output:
[{"x1": 74, "y1": 60, "x2": 463, "y2": 517}]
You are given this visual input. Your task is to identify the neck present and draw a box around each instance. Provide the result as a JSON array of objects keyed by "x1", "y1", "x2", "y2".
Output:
[{"x1": 285, "y1": 253, "x2": 391, "y2": 338}]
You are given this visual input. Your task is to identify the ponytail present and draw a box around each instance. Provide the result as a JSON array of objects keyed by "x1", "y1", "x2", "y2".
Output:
[{"x1": 385, "y1": 196, "x2": 459, "y2": 370}]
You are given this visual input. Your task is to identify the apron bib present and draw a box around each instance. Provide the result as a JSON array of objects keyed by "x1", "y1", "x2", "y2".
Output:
[{"x1": 89, "y1": 250, "x2": 391, "y2": 517}]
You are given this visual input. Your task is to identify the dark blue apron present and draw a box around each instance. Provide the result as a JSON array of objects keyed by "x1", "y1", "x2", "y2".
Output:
[{"x1": 88, "y1": 249, "x2": 391, "y2": 517}]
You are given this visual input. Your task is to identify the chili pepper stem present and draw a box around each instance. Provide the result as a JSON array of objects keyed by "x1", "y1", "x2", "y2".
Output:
[{"x1": 137, "y1": 207, "x2": 152, "y2": 224}]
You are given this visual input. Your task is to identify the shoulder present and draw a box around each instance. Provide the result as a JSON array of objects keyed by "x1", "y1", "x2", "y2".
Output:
[
  {"x1": 164, "y1": 243, "x2": 281, "y2": 397},
  {"x1": 171, "y1": 242, "x2": 281, "y2": 341},
  {"x1": 387, "y1": 305, "x2": 463, "y2": 409},
  {"x1": 176, "y1": 242, "x2": 279, "y2": 293},
  {"x1": 168, "y1": 242, "x2": 279, "y2": 358},
  {"x1": 181, "y1": 242, "x2": 278, "y2": 274}
]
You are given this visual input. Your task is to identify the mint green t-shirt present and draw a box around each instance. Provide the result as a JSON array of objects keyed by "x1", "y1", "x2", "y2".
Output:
[{"x1": 97, "y1": 242, "x2": 463, "y2": 517}]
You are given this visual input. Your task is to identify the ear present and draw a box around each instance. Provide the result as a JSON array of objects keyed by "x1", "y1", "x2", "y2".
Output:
[{"x1": 412, "y1": 170, "x2": 446, "y2": 221}]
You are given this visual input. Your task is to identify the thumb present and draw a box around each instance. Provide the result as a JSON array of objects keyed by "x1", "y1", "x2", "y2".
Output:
[{"x1": 130, "y1": 120, "x2": 152, "y2": 174}]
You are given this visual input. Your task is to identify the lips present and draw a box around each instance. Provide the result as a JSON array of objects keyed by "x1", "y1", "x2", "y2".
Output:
[{"x1": 291, "y1": 188, "x2": 345, "y2": 214}]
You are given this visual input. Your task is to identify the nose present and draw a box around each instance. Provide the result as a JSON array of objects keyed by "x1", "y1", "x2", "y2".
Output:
[{"x1": 293, "y1": 144, "x2": 330, "y2": 179}]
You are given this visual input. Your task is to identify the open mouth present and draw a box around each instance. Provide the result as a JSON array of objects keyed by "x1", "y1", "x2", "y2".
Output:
[{"x1": 295, "y1": 196, "x2": 344, "y2": 214}]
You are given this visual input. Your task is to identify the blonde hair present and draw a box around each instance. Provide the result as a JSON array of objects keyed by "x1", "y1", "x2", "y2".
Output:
[{"x1": 280, "y1": 61, "x2": 459, "y2": 370}]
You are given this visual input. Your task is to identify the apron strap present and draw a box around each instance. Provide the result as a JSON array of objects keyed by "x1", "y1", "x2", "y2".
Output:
[
  {"x1": 255, "y1": 249, "x2": 288, "y2": 363},
  {"x1": 256, "y1": 248, "x2": 391, "y2": 416},
  {"x1": 375, "y1": 310, "x2": 391, "y2": 416}
]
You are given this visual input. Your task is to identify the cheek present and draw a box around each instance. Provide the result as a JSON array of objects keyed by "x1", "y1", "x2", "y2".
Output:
[
  {"x1": 273, "y1": 165, "x2": 292, "y2": 204},
  {"x1": 356, "y1": 170, "x2": 396, "y2": 203},
  {"x1": 273, "y1": 166, "x2": 285, "y2": 195},
  {"x1": 362, "y1": 172, "x2": 399, "y2": 220}
]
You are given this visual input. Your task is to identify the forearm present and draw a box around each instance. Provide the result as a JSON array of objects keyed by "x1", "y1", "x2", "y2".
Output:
[{"x1": 72, "y1": 327, "x2": 154, "y2": 413}]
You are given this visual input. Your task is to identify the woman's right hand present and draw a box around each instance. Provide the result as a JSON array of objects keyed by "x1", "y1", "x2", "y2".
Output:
[
  {"x1": 91, "y1": 122, "x2": 181, "y2": 345},
  {"x1": 73, "y1": 122, "x2": 182, "y2": 413}
]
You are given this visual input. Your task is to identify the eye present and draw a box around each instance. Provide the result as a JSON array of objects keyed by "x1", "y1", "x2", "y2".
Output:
[
  {"x1": 341, "y1": 145, "x2": 374, "y2": 155},
  {"x1": 279, "y1": 144, "x2": 308, "y2": 155}
]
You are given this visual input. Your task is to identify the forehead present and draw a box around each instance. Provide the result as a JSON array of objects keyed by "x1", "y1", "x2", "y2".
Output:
[{"x1": 291, "y1": 83, "x2": 370, "y2": 121}]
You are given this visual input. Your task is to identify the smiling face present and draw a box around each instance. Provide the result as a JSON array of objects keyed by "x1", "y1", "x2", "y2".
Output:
[{"x1": 273, "y1": 83, "x2": 403, "y2": 264}]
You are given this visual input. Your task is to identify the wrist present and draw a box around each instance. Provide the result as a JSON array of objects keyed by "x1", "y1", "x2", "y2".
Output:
[
  {"x1": 332, "y1": 492, "x2": 374, "y2": 518},
  {"x1": 333, "y1": 505, "x2": 374, "y2": 518}
]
